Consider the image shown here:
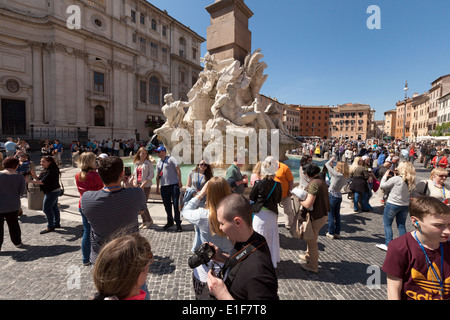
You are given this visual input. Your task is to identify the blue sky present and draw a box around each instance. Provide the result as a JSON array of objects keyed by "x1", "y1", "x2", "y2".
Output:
[{"x1": 149, "y1": 0, "x2": 450, "y2": 120}]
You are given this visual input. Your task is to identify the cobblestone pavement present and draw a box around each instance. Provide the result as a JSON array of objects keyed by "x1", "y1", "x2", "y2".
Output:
[{"x1": 0, "y1": 155, "x2": 431, "y2": 301}]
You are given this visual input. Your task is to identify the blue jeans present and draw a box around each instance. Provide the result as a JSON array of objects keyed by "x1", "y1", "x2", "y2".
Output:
[
  {"x1": 43, "y1": 190, "x2": 60, "y2": 229},
  {"x1": 161, "y1": 184, "x2": 181, "y2": 225},
  {"x1": 328, "y1": 195, "x2": 342, "y2": 235},
  {"x1": 353, "y1": 192, "x2": 369, "y2": 211},
  {"x1": 383, "y1": 202, "x2": 409, "y2": 246},
  {"x1": 79, "y1": 208, "x2": 91, "y2": 264}
]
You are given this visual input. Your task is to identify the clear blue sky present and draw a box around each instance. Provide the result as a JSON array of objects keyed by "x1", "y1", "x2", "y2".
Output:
[{"x1": 149, "y1": 0, "x2": 450, "y2": 120}]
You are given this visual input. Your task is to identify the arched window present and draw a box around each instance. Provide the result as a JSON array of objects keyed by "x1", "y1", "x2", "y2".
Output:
[
  {"x1": 149, "y1": 76, "x2": 160, "y2": 105},
  {"x1": 94, "y1": 105, "x2": 105, "y2": 126},
  {"x1": 179, "y1": 37, "x2": 186, "y2": 58}
]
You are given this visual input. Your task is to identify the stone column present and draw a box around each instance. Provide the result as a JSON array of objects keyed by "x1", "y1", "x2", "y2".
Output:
[
  {"x1": 127, "y1": 70, "x2": 134, "y2": 128},
  {"x1": 75, "y1": 50, "x2": 87, "y2": 126},
  {"x1": 31, "y1": 42, "x2": 44, "y2": 124}
]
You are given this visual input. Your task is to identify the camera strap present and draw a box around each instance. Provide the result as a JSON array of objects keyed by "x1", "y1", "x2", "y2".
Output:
[{"x1": 218, "y1": 239, "x2": 266, "y2": 281}]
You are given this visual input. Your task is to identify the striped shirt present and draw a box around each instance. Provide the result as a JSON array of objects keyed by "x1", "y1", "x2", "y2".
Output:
[{"x1": 81, "y1": 187, "x2": 146, "y2": 263}]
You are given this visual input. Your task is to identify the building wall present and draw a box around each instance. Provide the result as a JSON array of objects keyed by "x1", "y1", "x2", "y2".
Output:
[
  {"x1": 284, "y1": 105, "x2": 300, "y2": 136},
  {"x1": 0, "y1": 0, "x2": 205, "y2": 142},
  {"x1": 438, "y1": 92, "x2": 450, "y2": 127},
  {"x1": 299, "y1": 106, "x2": 331, "y2": 138},
  {"x1": 384, "y1": 110, "x2": 396, "y2": 137},
  {"x1": 329, "y1": 104, "x2": 371, "y2": 140},
  {"x1": 428, "y1": 75, "x2": 450, "y2": 133},
  {"x1": 395, "y1": 98, "x2": 412, "y2": 141},
  {"x1": 411, "y1": 94, "x2": 429, "y2": 141}
]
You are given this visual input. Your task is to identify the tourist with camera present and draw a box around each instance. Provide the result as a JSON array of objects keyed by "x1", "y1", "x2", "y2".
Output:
[
  {"x1": 206, "y1": 193, "x2": 278, "y2": 300},
  {"x1": 182, "y1": 177, "x2": 233, "y2": 300}
]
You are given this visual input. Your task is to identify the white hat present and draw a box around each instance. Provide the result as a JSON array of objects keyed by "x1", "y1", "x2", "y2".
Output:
[
  {"x1": 260, "y1": 156, "x2": 279, "y2": 176},
  {"x1": 98, "y1": 153, "x2": 108, "y2": 159},
  {"x1": 362, "y1": 155, "x2": 369, "y2": 161}
]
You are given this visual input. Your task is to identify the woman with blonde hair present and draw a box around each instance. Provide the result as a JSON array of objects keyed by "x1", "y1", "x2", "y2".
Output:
[
  {"x1": 250, "y1": 161, "x2": 262, "y2": 187},
  {"x1": 93, "y1": 233, "x2": 153, "y2": 300},
  {"x1": 349, "y1": 156, "x2": 371, "y2": 212},
  {"x1": 75, "y1": 152, "x2": 104, "y2": 265},
  {"x1": 377, "y1": 161, "x2": 416, "y2": 251},
  {"x1": 325, "y1": 157, "x2": 350, "y2": 239},
  {"x1": 415, "y1": 167, "x2": 450, "y2": 204},
  {"x1": 182, "y1": 176, "x2": 233, "y2": 299},
  {"x1": 130, "y1": 147, "x2": 154, "y2": 229}
]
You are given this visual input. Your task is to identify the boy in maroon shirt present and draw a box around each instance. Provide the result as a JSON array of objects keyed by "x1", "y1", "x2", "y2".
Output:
[{"x1": 382, "y1": 196, "x2": 450, "y2": 300}]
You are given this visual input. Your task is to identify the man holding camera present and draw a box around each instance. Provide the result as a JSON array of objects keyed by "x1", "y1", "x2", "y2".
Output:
[
  {"x1": 206, "y1": 193, "x2": 278, "y2": 300},
  {"x1": 81, "y1": 156, "x2": 147, "y2": 264}
]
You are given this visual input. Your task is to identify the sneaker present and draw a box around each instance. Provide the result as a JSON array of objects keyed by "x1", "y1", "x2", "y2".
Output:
[
  {"x1": 375, "y1": 244, "x2": 388, "y2": 251},
  {"x1": 334, "y1": 234, "x2": 341, "y2": 239},
  {"x1": 326, "y1": 232, "x2": 335, "y2": 239},
  {"x1": 163, "y1": 222, "x2": 174, "y2": 230},
  {"x1": 176, "y1": 225, "x2": 183, "y2": 232}
]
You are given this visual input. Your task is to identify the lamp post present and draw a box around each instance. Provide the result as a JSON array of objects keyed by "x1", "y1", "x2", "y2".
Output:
[{"x1": 403, "y1": 81, "x2": 408, "y2": 141}]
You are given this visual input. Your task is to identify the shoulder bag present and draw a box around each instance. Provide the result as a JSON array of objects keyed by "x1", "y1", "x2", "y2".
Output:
[{"x1": 290, "y1": 196, "x2": 314, "y2": 240}]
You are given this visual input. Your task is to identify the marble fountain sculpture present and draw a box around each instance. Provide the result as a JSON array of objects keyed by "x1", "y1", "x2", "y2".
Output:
[{"x1": 154, "y1": 49, "x2": 299, "y2": 169}]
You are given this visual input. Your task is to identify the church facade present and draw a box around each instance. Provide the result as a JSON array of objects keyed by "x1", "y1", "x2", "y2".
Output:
[{"x1": 0, "y1": 0, "x2": 205, "y2": 143}]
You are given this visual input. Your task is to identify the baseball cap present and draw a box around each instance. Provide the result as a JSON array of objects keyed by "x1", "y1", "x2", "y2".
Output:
[{"x1": 155, "y1": 146, "x2": 166, "y2": 152}]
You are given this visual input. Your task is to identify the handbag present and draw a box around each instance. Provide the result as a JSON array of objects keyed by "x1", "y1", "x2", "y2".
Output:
[
  {"x1": 372, "y1": 178, "x2": 380, "y2": 192},
  {"x1": 290, "y1": 197, "x2": 314, "y2": 240}
]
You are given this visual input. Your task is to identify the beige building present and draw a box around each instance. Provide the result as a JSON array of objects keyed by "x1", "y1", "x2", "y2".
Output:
[
  {"x1": 395, "y1": 96, "x2": 412, "y2": 141},
  {"x1": 0, "y1": 0, "x2": 205, "y2": 143},
  {"x1": 384, "y1": 109, "x2": 396, "y2": 138},
  {"x1": 329, "y1": 103, "x2": 372, "y2": 140},
  {"x1": 428, "y1": 74, "x2": 450, "y2": 133},
  {"x1": 411, "y1": 93, "x2": 429, "y2": 141},
  {"x1": 437, "y1": 91, "x2": 450, "y2": 127}
]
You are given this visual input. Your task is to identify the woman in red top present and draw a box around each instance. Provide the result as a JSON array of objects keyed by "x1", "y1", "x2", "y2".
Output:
[
  {"x1": 75, "y1": 152, "x2": 104, "y2": 266},
  {"x1": 431, "y1": 151, "x2": 448, "y2": 169}
]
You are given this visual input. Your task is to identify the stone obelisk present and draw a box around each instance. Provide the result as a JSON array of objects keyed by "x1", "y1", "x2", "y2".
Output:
[{"x1": 205, "y1": 0, "x2": 253, "y2": 65}]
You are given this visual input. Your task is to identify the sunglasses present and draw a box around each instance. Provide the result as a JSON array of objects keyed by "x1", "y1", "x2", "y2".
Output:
[
  {"x1": 437, "y1": 175, "x2": 448, "y2": 178},
  {"x1": 199, "y1": 163, "x2": 208, "y2": 167}
]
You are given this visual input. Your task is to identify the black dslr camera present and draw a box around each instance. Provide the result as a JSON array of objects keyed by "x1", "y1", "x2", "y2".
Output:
[{"x1": 188, "y1": 242, "x2": 216, "y2": 269}]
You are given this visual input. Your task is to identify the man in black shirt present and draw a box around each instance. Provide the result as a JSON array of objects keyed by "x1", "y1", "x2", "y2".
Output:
[{"x1": 206, "y1": 193, "x2": 279, "y2": 300}]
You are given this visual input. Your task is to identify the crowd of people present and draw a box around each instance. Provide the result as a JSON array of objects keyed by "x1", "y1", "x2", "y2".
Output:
[{"x1": 1, "y1": 136, "x2": 449, "y2": 300}]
